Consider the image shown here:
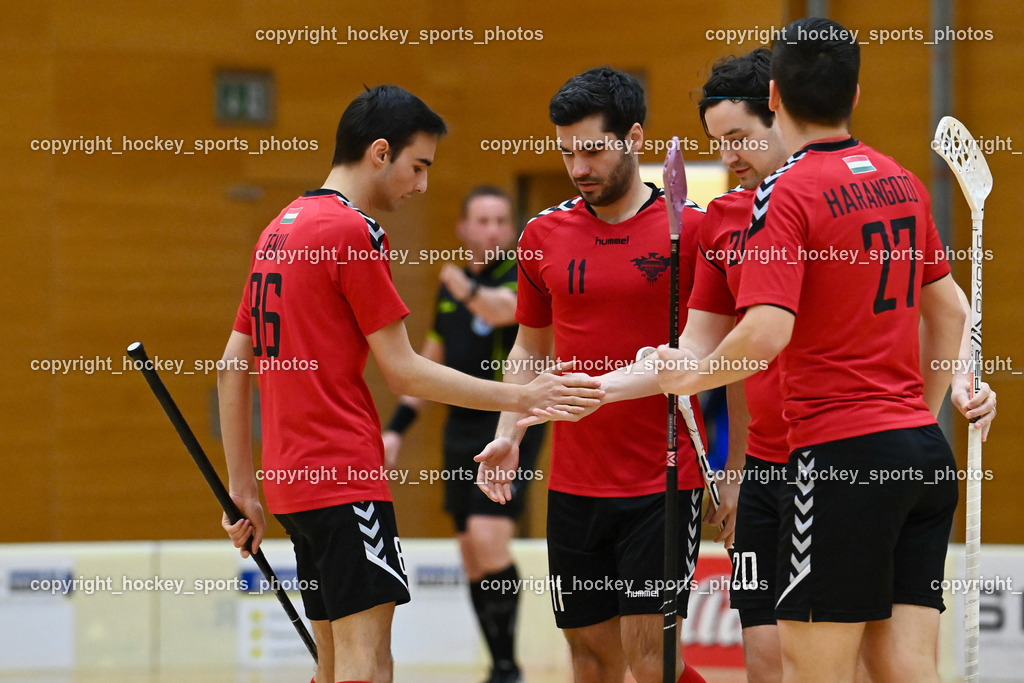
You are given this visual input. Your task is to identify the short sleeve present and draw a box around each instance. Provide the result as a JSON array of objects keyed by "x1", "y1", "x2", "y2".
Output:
[
  {"x1": 916, "y1": 179, "x2": 952, "y2": 284},
  {"x1": 334, "y1": 228, "x2": 409, "y2": 335},
  {"x1": 688, "y1": 201, "x2": 737, "y2": 316},
  {"x1": 515, "y1": 224, "x2": 552, "y2": 328},
  {"x1": 735, "y1": 180, "x2": 807, "y2": 314}
]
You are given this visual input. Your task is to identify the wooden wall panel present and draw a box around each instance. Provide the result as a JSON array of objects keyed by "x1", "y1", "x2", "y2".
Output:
[{"x1": 4, "y1": 0, "x2": 1020, "y2": 544}]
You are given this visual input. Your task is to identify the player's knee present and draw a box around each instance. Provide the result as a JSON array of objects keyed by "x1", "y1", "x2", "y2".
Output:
[
  {"x1": 742, "y1": 628, "x2": 782, "y2": 683},
  {"x1": 744, "y1": 647, "x2": 783, "y2": 683},
  {"x1": 371, "y1": 647, "x2": 394, "y2": 683},
  {"x1": 465, "y1": 535, "x2": 512, "y2": 574},
  {"x1": 565, "y1": 632, "x2": 617, "y2": 668},
  {"x1": 622, "y1": 651, "x2": 663, "y2": 683},
  {"x1": 863, "y1": 650, "x2": 937, "y2": 683}
]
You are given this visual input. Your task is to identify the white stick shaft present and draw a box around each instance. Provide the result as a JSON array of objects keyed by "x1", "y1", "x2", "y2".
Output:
[
  {"x1": 964, "y1": 212, "x2": 983, "y2": 681},
  {"x1": 678, "y1": 395, "x2": 721, "y2": 509}
]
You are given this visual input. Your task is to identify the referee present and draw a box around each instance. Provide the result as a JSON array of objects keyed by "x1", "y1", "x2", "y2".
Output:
[{"x1": 383, "y1": 186, "x2": 544, "y2": 683}]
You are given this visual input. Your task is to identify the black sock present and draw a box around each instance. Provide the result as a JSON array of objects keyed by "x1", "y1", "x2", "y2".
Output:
[{"x1": 469, "y1": 564, "x2": 520, "y2": 671}]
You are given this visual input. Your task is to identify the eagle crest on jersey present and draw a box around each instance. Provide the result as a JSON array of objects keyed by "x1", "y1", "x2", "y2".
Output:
[{"x1": 631, "y1": 252, "x2": 670, "y2": 284}]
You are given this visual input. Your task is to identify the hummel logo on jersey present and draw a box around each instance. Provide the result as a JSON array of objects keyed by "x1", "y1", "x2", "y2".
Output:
[
  {"x1": 595, "y1": 235, "x2": 630, "y2": 246},
  {"x1": 631, "y1": 252, "x2": 670, "y2": 284},
  {"x1": 843, "y1": 155, "x2": 876, "y2": 175}
]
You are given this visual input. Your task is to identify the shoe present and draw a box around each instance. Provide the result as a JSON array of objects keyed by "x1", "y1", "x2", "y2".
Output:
[{"x1": 482, "y1": 662, "x2": 522, "y2": 683}]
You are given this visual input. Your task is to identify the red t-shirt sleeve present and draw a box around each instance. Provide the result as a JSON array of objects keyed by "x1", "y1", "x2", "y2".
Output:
[
  {"x1": 232, "y1": 249, "x2": 257, "y2": 335},
  {"x1": 735, "y1": 180, "x2": 808, "y2": 314},
  {"x1": 515, "y1": 222, "x2": 553, "y2": 328},
  {"x1": 917, "y1": 179, "x2": 952, "y2": 284},
  {"x1": 688, "y1": 201, "x2": 737, "y2": 316},
  {"x1": 333, "y1": 228, "x2": 409, "y2": 336}
]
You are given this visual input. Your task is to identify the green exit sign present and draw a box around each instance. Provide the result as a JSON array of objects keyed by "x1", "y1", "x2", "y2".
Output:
[{"x1": 215, "y1": 70, "x2": 274, "y2": 125}]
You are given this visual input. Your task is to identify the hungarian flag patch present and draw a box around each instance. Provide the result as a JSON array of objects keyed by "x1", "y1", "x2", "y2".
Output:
[
  {"x1": 280, "y1": 207, "x2": 302, "y2": 224},
  {"x1": 843, "y1": 155, "x2": 876, "y2": 175}
]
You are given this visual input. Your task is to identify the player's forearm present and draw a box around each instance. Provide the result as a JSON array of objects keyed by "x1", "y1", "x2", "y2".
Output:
[
  {"x1": 948, "y1": 282, "x2": 974, "y2": 399},
  {"x1": 394, "y1": 353, "x2": 530, "y2": 413},
  {"x1": 493, "y1": 342, "x2": 544, "y2": 443},
  {"x1": 391, "y1": 335, "x2": 444, "y2": 413},
  {"x1": 920, "y1": 318, "x2": 967, "y2": 415},
  {"x1": 372, "y1": 320, "x2": 525, "y2": 412},
  {"x1": 661, "y1": 315, "x2": 785, "y2": 396},
  {"x1": 466, "y1": 286, "x2": 517, "y2": 327},
  {"x1": 599, "y1": 359, "x2": 663, "y2": 403},
  {"x1": 920, "y1": 276, "x2": 969, "y2": 415},
  {"x1": 393, "y1": 395, "x2": 426, "y2": 412},
  {"x1": 218, "y1": 367, "x2": 257, "y2": 497},
  {"x1": 725, "y1": 382, "x2": 750, "y2": 472}
]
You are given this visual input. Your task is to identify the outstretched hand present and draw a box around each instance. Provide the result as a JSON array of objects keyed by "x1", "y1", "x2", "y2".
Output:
[
  {"x1": 474, "y1": 437, "x2": 520, "y2": 504},
  {"x1": 520, "y1": 361, "x2": 604, "y2": 415},
  {"x1": 517, "y1": 371, "x2": 602, "y2": 428}
]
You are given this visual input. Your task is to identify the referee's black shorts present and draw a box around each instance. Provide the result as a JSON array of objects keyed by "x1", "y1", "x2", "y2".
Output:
[
  {"x1": 443, "y1": 422, "x2": 545, "y2": 533},
  {"x1": 774, "y1": 424, "x2": 958, "y2": 623}
]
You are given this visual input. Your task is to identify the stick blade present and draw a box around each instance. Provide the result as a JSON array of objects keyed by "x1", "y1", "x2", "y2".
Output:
[
  {"x1": 933, "y1": 116, "x2": 993, "y2": 214},
  {"x1": 662, "y1": 137, "x2": 687, "y2": 236}
]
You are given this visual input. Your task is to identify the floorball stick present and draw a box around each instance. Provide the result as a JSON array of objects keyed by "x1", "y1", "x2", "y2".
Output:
[
  {"x1": 932, "y1": 116, "x2": 992, "y2": 682},
  {"x1": 662, "y1": 138, "x2": 687, "y2": 683},
  {"x1": 126, "y1": 341, "x2": 318, "y2": 663}
]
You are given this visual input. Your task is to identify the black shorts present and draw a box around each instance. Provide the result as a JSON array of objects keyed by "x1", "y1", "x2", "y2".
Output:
[
  {"x1": 730, "y1": 455, "x2": 788, "y2": 628},
  {"x1": 443, "y1": 423, "x2": 545, "y2": 533},
  {"x1": 546, "y1": 488, "x2": 703, "y2": 629},
  {"x1": 774, "y1": 424, "x2": 958, "y2": 623},
  {"x1": 275, "y1": 501, "x2": 410, "y2": 622}
]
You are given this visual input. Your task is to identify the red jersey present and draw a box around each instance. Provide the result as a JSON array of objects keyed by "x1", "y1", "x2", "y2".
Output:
[
  {"x1": 233, "y1": 189, "x2": 409, "y2": 513},
  {"x1": 735, "y1": 138, "x2": 951, "y2": 449},
  {"x1": 688, "y1": 188, "x2": 789, "y2": 464},
  {"x1": 517, "y1": 184, "x2": 706, "y2": 496}
]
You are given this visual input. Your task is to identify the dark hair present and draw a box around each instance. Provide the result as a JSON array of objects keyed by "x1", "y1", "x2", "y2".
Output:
[
  {"x1": 699, "y1": 48, "x2": 774, "y2": 137},
  {"x1": 549, "y1": 67, "x2": 646, "y2": 139},
  {"x1": 460, "y1": 185, "x2": 512, "y2": 219},
  {"x1": 332, "y1": 85, "x2": 447, "y2": 165},
  {"x1": 771, "y1": 18, "x2": 860, "y2": 126}
]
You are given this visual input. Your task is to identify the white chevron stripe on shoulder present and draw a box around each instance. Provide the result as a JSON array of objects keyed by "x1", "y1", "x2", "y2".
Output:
[
  {"x1": 527, "y1": 196, "x2": 583, "y2": 225},
  {"x1": 712, "y1": 185, "x2": 747, "y2": 202},
  {"x1": 655, "y1": 186, "x2": 707, "y2": 214},
  {"x1": 335, "y1": 194, "x2": 386, "y2": 252},
  {"x1": 748, "y1": 149, "x2": 808, "y2": 237}
]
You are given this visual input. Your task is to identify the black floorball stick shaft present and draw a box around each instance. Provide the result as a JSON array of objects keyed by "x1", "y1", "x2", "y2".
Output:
[
  {"x1": 664, "y1": 233, "x2": 681, "y2": 683},
  {"x1": 126, "y1": 341, "x2": 318, "y2": 663},
  {"x1": 662, "y1": 138, "x2": 687, "y2": 683}
]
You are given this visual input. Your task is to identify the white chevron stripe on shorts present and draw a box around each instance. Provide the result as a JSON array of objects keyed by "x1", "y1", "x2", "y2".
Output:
[
  {"x1": 777, "y1": 450, "x2": 814, "y2": 606},
  {"x1": 353, "y1": 502, "x2": 409, "y2": 590}
]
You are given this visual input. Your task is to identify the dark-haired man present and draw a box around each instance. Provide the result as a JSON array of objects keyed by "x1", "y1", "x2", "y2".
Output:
[
  {"x1": 656, "y1": 19, "x2": 968, "y2": 681},
  {"x1": 693, "y1": 46, "x2": 994, "y2": 682},
  {"x1": 475, "y1": 67, "x2": 709, "y2": 683},
  {"x1": 383, "y1": 185, "x2": 546, "y2": 683},
  {"x1": 218, "y1": 85, "x2": 603, "y2": 683}
]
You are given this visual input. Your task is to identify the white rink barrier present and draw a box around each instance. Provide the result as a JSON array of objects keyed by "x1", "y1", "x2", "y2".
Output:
[{"x1": 0, "y1": 540, "x2": 1019, "y2": 679}]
